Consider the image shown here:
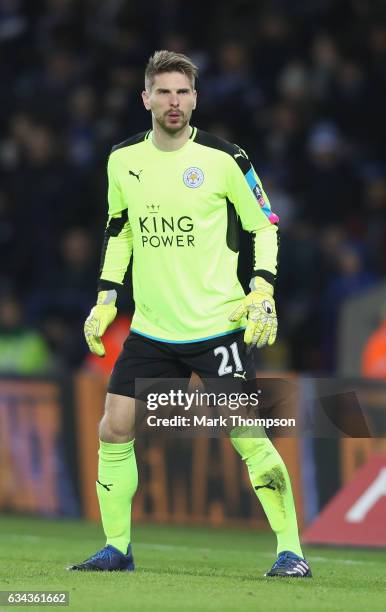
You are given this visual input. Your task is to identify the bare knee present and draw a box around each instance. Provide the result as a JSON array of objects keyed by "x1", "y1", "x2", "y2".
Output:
[
  {"x1": 99, "y1": 415, "x2": 133, "y2": 443},
  {"x1": 99, "y1": 393, "x2": 136, "y2": 443}
]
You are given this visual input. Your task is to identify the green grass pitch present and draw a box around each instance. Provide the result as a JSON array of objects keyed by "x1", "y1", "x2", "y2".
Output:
[{"x1": 0, "y1": 515, "x2": 385, "y2": 612}]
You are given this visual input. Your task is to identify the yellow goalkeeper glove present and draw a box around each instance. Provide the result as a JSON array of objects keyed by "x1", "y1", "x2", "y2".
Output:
[
  {"x1": 84, "y1": 290, "x2": 117, "y2": 357},
  {"x1": 228, "y1": 277, "x2": 277, "y2": 350}
]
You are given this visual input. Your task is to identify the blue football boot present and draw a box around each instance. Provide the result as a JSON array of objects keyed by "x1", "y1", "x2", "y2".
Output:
[
  {"x1": 68, "y1": 544, "x2": 135, "y2": 572},
  {"x1": 265, "y1": 550, "x2": 312, "y2": 578}
]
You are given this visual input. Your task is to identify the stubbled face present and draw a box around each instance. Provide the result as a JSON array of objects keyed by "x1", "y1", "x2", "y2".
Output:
[{"x1": 142, "y1": 71, "x2": 197, "y2": 134}]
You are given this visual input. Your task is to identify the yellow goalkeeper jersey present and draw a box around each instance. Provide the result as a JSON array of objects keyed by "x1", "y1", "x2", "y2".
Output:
[{"x1": 99, "y1": 127, "x2": 279, "y2": 342}]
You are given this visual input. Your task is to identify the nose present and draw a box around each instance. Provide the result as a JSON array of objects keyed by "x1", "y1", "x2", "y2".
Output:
[{"x1": 169, "y1": 93, "x2": 179, "y2": 107}]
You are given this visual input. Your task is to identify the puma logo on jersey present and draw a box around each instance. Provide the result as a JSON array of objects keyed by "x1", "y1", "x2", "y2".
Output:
[
  {"x1": 235, "y1": 147, "x2": 248, "y2": 159},
  {"x1": 129, "y1": 169, "x2": 142, "y2": 182}
]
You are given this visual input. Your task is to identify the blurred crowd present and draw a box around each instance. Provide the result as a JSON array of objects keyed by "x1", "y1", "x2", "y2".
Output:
[{"x1": 0, "y1": 0, "x2": 385, "y2": 374}]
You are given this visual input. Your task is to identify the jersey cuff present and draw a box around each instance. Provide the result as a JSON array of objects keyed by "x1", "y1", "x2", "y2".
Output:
[
  {"x1": 251, "y1": 270, "x2": 276, "y2": 287},
  {"x1": 98, "y1": 279, "x2": 123, "y2": 292}
]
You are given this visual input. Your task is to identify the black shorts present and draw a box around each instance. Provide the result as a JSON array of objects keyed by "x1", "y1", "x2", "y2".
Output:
[{"x1": 108, "y1": 330, "x2": 255, "y2": 398}]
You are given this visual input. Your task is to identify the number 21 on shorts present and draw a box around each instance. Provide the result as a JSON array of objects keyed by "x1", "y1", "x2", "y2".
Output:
[{"x1": 214, "y1": 341, "x2": 243, "y2": 376}]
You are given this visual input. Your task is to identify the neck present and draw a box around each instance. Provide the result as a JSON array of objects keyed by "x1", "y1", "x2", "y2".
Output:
[{"x1": 151, "y1": 121, "x2": 191, "y2": 151}]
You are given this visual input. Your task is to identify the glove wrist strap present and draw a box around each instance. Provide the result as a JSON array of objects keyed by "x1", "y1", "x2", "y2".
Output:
[
  {"x1": 97, "y1": 289, "x2": 117, "y2": 306},
  {"x1": 249, "y1": 276, "x2": 274, "y2": 296}
]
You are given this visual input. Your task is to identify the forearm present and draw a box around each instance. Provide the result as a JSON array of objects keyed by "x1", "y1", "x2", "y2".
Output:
[{"x1": 98, "y1": 210, "x2": 133, "y2": 292}]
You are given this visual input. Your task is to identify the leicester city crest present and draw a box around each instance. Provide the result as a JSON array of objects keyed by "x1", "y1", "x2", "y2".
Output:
[{"x1": 183, "y1": 167, "x2": 204, "y2": 188}]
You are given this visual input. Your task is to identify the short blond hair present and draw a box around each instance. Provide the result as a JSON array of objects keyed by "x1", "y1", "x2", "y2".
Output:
[{"x1": 145, "y1": 50, "x2": 198, "y2": 91}]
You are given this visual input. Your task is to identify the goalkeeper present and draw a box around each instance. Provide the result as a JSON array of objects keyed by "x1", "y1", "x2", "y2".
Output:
[{"x1": 70, "y1": 50, "x2": 311, "y2": 578}]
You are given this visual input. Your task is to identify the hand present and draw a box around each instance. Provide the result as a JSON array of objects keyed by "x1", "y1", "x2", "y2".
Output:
[
  {"x1": 84, "y1": 290, "x2": 117, "y2": 357},
  {"x1": 228, "y1": 278, "x2": 277, "y2": 351}
]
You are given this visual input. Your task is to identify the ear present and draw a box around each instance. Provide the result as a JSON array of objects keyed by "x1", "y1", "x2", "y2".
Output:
[
  {"x1": 142, "y1": 90, "x2": 151, "y2": 111},
  {"x1": 192, "y1": 89, "x2": 197, "y2": 110}
]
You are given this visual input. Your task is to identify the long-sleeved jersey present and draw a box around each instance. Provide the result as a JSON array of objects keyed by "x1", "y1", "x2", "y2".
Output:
[{"x1": 99, "y1": 127, "x2": 279, "y2": 342}]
